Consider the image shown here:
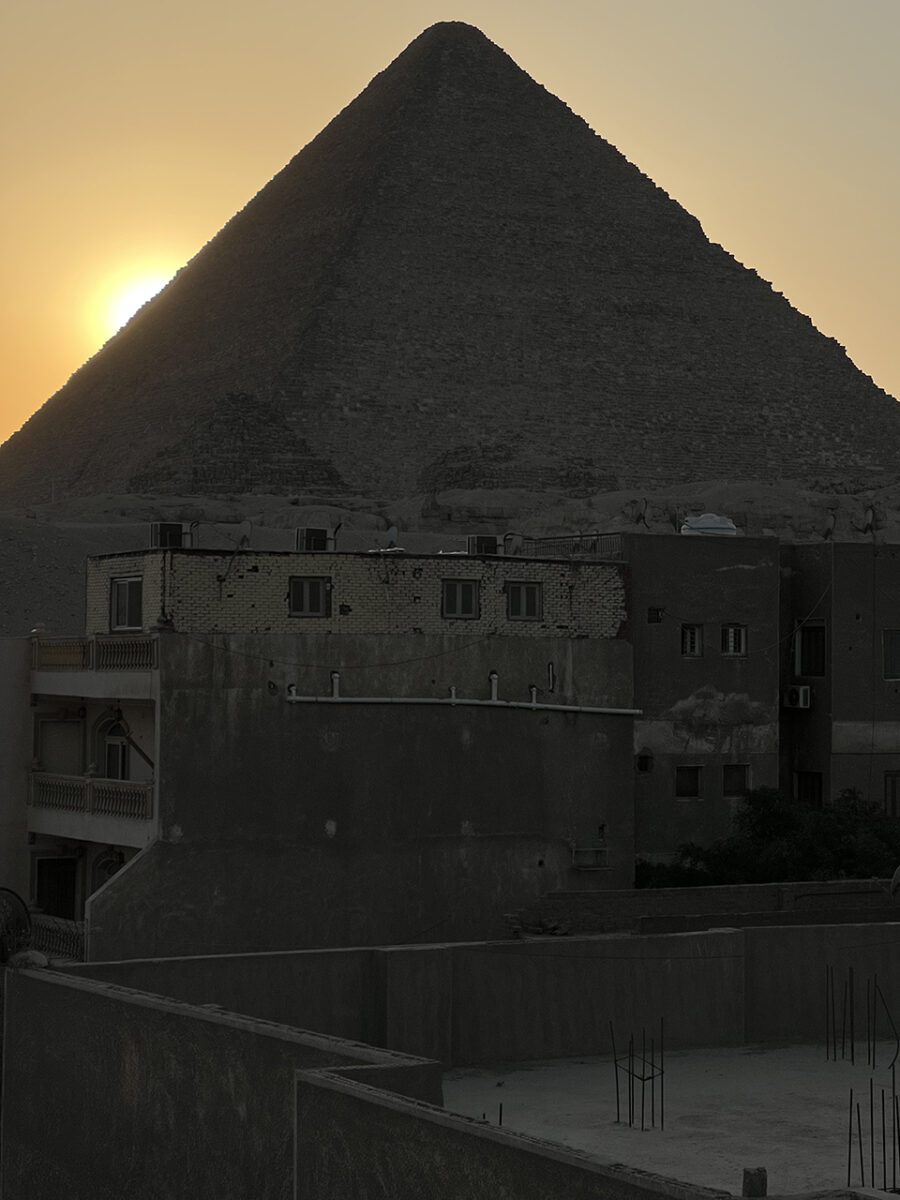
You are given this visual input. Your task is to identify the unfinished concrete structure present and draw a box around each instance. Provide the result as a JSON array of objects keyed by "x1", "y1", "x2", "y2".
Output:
[{"x1": 4, "y1": 913, "x2": 900, "y2": 1198}]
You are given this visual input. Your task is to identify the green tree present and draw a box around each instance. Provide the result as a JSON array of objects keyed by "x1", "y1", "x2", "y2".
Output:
[{"x1": 636, "y1": 787, "x2": 900, "y2": 887}]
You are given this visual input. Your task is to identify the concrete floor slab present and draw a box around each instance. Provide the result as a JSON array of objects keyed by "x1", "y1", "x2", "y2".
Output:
[{"x1": 443, "y1": 1042, "x2": 900, "y2": 1196}]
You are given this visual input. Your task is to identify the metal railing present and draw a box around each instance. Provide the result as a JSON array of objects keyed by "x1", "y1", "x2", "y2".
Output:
[
  {"x1": 29, "y1": 773, "x2": 153, "y2": 821},
  {"x1": 507, "y1": 533, "x2": 624, "y2": 561},
  {"x1": 32, "y1": 634, "x2": 158, "y2": 671}
]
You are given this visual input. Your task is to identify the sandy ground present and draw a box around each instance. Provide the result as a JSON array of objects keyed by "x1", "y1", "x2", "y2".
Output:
[{"x1": 443, "y1": 1041, "x2": 900, "y2": 1196}]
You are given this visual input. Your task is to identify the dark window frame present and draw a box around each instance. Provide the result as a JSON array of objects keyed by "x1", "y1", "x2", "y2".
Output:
[
  {"x1": 722, "y1": 763, "x2": 750, "y2": 798},
  {"x1": 721, "y1": 623, "x2": 748, "y2": 657},
  {"x1": 675, "y1": 764, "x2": 702, "y2": 799},
  {"x1": 795, "y1": 623, "x2": 826, "y2": 677},
  {"x1": 442, "y1": 579, "x2": 480, "y2": 620},
  {"x1": 681, "y1": 624, "x2": 703, "y2": 657},
  {"x1": 110, "y1": 576, "x2": 143, "y2": 632},
  {"x1": 288, "y1": 576, "x2": 332, "y2": 618},
  {"x1": 506, "y1": 581, "x2": 543, "y2": 621},
  {"x1": 884, "y1": 631, "x2": 900, "y2": 680}
]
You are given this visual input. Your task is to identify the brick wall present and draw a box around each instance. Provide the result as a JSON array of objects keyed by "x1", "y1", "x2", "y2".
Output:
[{"x1": 85, "y1": 550, "x2": 627, "y2": 639}]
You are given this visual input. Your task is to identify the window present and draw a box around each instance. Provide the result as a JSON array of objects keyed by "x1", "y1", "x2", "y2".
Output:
[
  {"x1": 885, "y1": 772, "x2": 900, "y2": 819},
  {"x1": 795, "y1": 624, "x2": 826, "y2": 676},
  {"x1": 110, "y1": 577, "x2": 142, "y2": 631},
  {"x1": 796, "y1": 771, "x2": 823, "y2": 809},
  {"x1": 507, "y1": 582, "x2": 542, "y2": 621},
  {"x1": 884, "y1": 631, "x2": 900, "y2": 679},
  {"x1": 721, "y1": 624, "x2": 747, "y2": 656},
  {"x1": 681, "y1": 624, "x2": 703, "y2": 657},
  {"x1": 675, "y1": 765, "x2": 702, "y2": 799},
  {"x1": 289, "y1": 576, "x2": 331, "y2": 617},
  {"x1": 442, "y1": 579, "x2": 479, "y2": 619},
  {"x1": 104, "y1": 723, "x2": 129, "y2": 780},
  {"x1": 723, "y1": 764, "x2": 749, "y2": 798}
]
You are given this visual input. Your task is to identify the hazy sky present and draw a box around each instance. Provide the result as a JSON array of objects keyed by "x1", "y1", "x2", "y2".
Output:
[{"x1": 3, "y1": 0, "x2": 899, "y2": 448}]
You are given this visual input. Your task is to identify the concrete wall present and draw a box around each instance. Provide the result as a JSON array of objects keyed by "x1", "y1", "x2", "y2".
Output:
[
  {"x1": 295, "y1": 1069, "x2": 731, "y2": 1200},
  {"x1": 627, "y1": 535, "x2": 780, "y2": 857},
  {"x1": 0, "y1": 638, "x2": 30, "y2": 895},
  {"x1": 85, "y1": 629, "x2": 635, "y2": 957},
  {"x1": 73, "y1": 919, "x2": 900, "y2": 1065},
  {"x1": 86, "y1": 549, "x2": 628, "y2": 639},
  {"x1": 69, "y1": 930, "x2": 745, "y2": 1066},
  {"x1": 779, "y1": 543, "x2": 833, "y2": 801},
  {"x1": 514, "y1": 878, "x2": 896, "y2": 935},
  {"x1": 744, "y1": 922, "x2": 900, "y2": 1043},
  {"x1": 0, "y1": 967, "x2": 442, "y2": 1200}
]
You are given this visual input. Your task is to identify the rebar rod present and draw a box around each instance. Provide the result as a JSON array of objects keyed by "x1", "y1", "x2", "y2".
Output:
[
  {"x1": 883, "y1": 1089, "x2": 887, "y2": 1190},
  {"x1": 660, "y1": 1017, "x2": 665, "y2": 1131},
  {"x1": 858, "y1": 1102, "x2": 865, "y2": 1187},
  {"x1": 848, "y1": 1087, "x2": 854, "y2": 1188}
]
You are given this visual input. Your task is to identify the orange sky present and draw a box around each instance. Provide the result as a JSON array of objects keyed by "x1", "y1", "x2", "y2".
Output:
[{"x1": 3, "y1": 0, "x2": 899, "y2": 448}]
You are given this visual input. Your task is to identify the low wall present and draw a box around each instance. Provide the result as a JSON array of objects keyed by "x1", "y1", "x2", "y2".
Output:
[
  {"x1": 0, "y1": 968, "x2": 441, "y2": 1200},
  {"x1": 67, "y1": 945, "x2": 381, "y2": 1043},
  {"x1": 68, "y1": 931, "x2": 745, "y2": 1066},
  {"x1": 515, "y1": 879, "x2": 896, "y2": 934},
  {"x1": 745, "y1": 923, "x2": 900, "y2": 1043},
  {"x1": 64, "y1": 922, "x2": 900, "y2": 1076},
  {"x1": 295, "y1": 1069, "x2": 731, "y2": 1200}
]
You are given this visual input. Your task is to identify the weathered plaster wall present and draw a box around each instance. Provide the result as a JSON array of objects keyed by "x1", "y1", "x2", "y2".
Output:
[
  {"x1": 85, "y1": 628, "x2": 634, "y2": 957},
  {"x1": 627, "y1": 535, "x2": 780, "y2": 857},
  {"x1": 0, "y1": 638, "x2": 31, "y2": 895}
]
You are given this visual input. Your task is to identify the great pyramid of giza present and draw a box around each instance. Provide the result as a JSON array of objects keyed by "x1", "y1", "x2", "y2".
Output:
[{"x1": 2, "y1": 21, "x2": 899, "y2": 509}]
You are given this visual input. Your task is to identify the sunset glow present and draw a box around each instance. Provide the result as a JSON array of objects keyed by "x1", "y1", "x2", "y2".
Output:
[
  {"x1": 102, "y1": 271, "x2": 176, "y2": 340},
  {"x1": 2, "y1": 1, "x2": 900, "y2": 446}
]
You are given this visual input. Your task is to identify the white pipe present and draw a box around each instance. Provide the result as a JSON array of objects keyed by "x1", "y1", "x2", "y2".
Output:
[
  {"x1": 448, "y1": 686, "x2": 457, "y2": 703},
  {"x1": 529, "y1": 685, "x2": 538, "y2": 706},
  {"x1": 489, "y1": 671, "x2": 499, "y2": 701},
  {"x1": 330, "y1": 671, "x2": 340, "y2": 699},
  {"x1": 284, "y1": 691, "x2": 640, "y2": 716}
]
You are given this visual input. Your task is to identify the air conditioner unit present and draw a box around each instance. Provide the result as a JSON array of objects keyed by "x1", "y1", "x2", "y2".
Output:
[
  {"x1": 783, "y1": 685, "x2": 812, "y2": 710},
  {"x1": 466, "y1": 534, "x2": 501, "y2": 556},
  {"x1": 296, "y1": 527, "x2": 331, "y2": 552},
  {"x1": 149, "y1": 521, "x2": 192, "y2": 549}
]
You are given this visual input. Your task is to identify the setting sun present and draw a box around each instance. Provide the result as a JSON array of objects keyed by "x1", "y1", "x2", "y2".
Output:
[{"x1": 105, "y1": 271, "x2": 175, "y2": 338}]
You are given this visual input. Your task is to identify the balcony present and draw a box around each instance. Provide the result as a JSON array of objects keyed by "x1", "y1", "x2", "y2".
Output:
[
  {"x1": 29, "y1": 774, "x2": 153, "y2": 821},
  {"x1": 32, "y1": 635, "x2": 158, "y2": 672}
]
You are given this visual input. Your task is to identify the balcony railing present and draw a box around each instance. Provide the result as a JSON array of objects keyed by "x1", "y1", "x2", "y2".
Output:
[
  {"x1": 29, "y1": 774, "x2": 153, "y2": 821},
  {"x1": 32, "y1": 634, "x2": 158, "y2": 671},
  {"x1": 31, "y1": 914, "x2": 85, "y2": 961}
]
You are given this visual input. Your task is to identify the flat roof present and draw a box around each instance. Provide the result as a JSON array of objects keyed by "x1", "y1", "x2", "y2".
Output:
[{"x1": 444, "y1": 1041, "x2": 898, "y2": 1196}]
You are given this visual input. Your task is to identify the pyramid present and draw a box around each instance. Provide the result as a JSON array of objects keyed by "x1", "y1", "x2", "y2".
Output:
[{"x1": 2, "y1": 21, "x2": 899, "y2": 509}]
